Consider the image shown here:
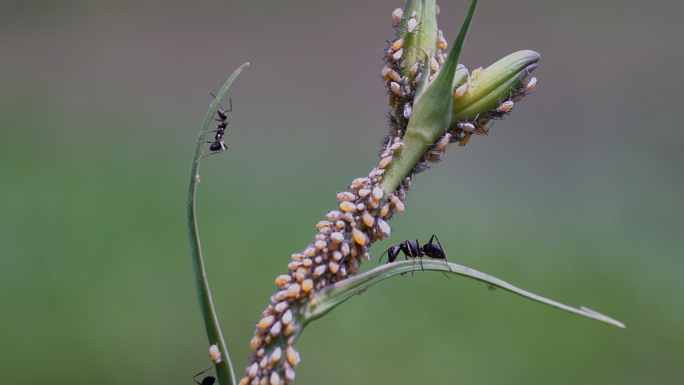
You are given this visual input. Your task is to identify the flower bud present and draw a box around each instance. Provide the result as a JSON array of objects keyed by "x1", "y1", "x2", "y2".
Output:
[{"x1": 449, "y1": 50, "x2": 540, "y2": 128}]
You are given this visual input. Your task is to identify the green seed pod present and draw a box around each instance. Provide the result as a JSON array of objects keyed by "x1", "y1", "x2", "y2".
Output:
[{"x1": 450, "y1": 50, "x2": 540, "y2": 127}]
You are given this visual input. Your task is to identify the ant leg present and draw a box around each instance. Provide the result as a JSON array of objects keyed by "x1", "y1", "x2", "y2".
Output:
[
  {"x1": 430, "y1": 234, "x2": 453, "y2": 273},
  {"x1": 415, "y1": 239, "x2": 425, "y2": 272},
  {"x1": 193, "y1": 363, "x2": 217, "y2": 385},
  {"x1": 197, "y1": 149, "x2": 226, "y2": 162},
  {"x1": 209, "y1": 93, "x2": 232, "y2": 113}
]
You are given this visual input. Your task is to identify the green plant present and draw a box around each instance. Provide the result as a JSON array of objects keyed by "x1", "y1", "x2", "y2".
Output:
[{"x1": 186, "y1": 1, "x2": 624, "y2": 384}]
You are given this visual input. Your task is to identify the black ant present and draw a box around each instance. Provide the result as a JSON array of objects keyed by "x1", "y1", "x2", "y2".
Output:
[
  {"x1": 206, "y1": 93, "x2": 232, "y2": 153},
  {"x1": 193, "y1": 365, "x2": 216, "y2": 385},
  {"x1": 381, "y1": 234, "x2": 453, "y2": 275}
]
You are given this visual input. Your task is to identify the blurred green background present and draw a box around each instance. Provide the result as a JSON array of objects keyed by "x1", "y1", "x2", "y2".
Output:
[{"x1": 1, "y1": 0, "x2": 682, "y2": 384}]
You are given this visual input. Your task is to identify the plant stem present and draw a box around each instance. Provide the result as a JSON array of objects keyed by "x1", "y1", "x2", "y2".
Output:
[{"x1": 187, "y1": 63, "x2": 249, "y2": 385}]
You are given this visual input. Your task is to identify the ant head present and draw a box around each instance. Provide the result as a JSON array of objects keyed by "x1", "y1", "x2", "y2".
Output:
[
  {"x1": 381, "y1": 245, "x2": 402, "y2": 263},
  {"x1": 209, "y1": 92, "x2": 233, "y2": 120}
]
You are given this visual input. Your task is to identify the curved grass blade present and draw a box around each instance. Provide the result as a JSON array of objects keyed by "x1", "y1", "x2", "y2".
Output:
[
  {"x1": 305, "y1": 260, "x2": 625, "y2": 329},
  {"x1": 187, "y1": 62, "x2": 249, "y2": 385}
]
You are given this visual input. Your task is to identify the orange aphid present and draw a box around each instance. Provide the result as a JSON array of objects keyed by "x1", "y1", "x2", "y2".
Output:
[
  {"x1": 453, "y1": 82, "x2": 469, "y2": 99},
  {"x1": 496, "y1": 100, "x2": 514, "y2": 113},
  {"x1": 391, "y1": 8, "x2": 403, "y2": 26},
  {"x1": 352, "y1": 228, "x2": 368, "y2": 245},
  {"x1": 391, "y1": 38, "x2": 404, "y2": 51}
]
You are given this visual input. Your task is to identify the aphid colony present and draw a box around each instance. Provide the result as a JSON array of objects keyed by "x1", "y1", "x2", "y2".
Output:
[
  {"x1": 382, "y1": 8, "x2": 537, "y2": 162},
  {"x1": 382, "y1": 7, "x2": 456, "y2": 173},
  {"x1": 239, "y1": 7, "x2": 540, "y2": 384},
  {"x1": 240, "y1": 140, "x2": 410, "y2": 385},
  {"x1": 382, "y1": 8, "x2": 451, "y2": 141},
  {"x1": 429, "y1": 73, "x2": 537, "y2": 151}
]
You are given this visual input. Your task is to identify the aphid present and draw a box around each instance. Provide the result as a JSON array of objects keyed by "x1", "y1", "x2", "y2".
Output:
[
  {"x1": 409, "y1": 61, "x2": 422, "y2": 76},
  {"x1": 411, "y1": 158, "x2": 430, "y2": 174},
  {"x1": 429, "y1": 56, "x2": 440, "y2": 72},
  {"x1": 390, "y1": 82, "x2": 404, "y2": 97},
  {"x1": 377, "y1": 218, "x2": 391, "y2": 238},
  {"x1": 471, "y1": 66, "x2": 484, "y2": 78},
  {"x1": 457, "y1": 122, "x2": 475, "y2": 132},
  {"x1": 275, "y1": 274, "x2": 292, "y2": 285},
  {"x1": 391, "y1": 48, "x2": 403, "y2": 62},
  {"x1": 437, "y1": 34, "x2": 448, "y2": 50},
  {"x1": 380, "y1": 65, "x2": 390, "y2": 80},
  {"x1": 403, "y1": 103, "x2": 412, "y2": 119},
  {"x1": 380, "y1": 204, "x2": 390, "y2": 217},
  {"x1": 270, "y1": 320, "x2": 283, "y2": 337},
  {"x1": 329, "y1": 261, "x2": 340, "y2": 273},
  {"x1": 436, "y1": 50, "x2": 445, "y2": 66},
  {"x1": 407, "y1": 16, "x2": 419, "y2": 33},
  {"x1": 286, "y1": 346, "x2": 300, "y2": 367},
  {"x1": 379, "y1": 155, "x2": 393, "y2": 169},
  {"x1": 425, "y1": 152, "x2": 441, "y2": 163},
  {"x1": 388, "y1": 194, "x2": 405, "y2": 213},
  {"x1": 372, "y1": 186, "x2": 384, "y2": 201},
  {"x1": 352, "y1": 228, "x2": 368, "y2": 245},
  {"x1": 435, "y1": 132, "x2": 452, "y2": 153},
  {"x1": 391, "y1": 8, "x2": 403, "y2": 27},
  {"x1": 362, "y1": 211, "x2": 375, "y2": 227},
  {"x1": 496, "y1": 100, "x2": 514, "y2": 113},
  {"x1": 336, "y1": 191, "x2": 356, "y2": 202},
  {"x1": 258, "y1": 315, "x2": 276, "y2": 330},
  {"x1": 386, "y1": 68, "x2": 402, "y2": 83},
  {"x1": 453, "y1": 82, "x2": 469, "y2": 99},
  {"x1": 351, "y1": 177, "x2": 371, "y2": 188},
  {"x1": 284, "y1": 362, "x2": 296, "y2": 382},
  {"x1": 287, "y1": 283, "x2": 301, "y2": 297},
  {"x1": 403, "y1": 84, "x2": 412, "y2": 96},
  {"x1": 209, "y1": 344, "x2": 222, "y2": 364},
  {"x1": 435, "y1": 4, "x2": 441, "y2": 14},
  {"x1": 524, "y1": 77, "x2": 537, "y2": 93},
  {"x1": 391, "y1": 38, "x2": 404, "y2": 51}
]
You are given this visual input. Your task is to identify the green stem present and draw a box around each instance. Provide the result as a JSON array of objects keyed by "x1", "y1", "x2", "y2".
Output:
[{"x1": 187, "y1": 63, "x2": 249, "y2": 385}]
